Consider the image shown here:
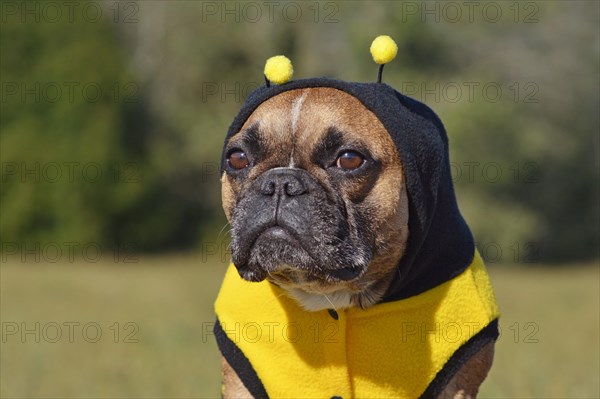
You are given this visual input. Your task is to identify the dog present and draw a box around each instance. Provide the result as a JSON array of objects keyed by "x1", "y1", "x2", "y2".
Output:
[{"x1": 214, "y1": 77, "x2": 499, "y2": 398}]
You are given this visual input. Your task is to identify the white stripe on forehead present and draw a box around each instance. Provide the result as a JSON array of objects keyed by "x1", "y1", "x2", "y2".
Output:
[{"x1": 289, "y1": 91, "x2": 308, "y2": 167}]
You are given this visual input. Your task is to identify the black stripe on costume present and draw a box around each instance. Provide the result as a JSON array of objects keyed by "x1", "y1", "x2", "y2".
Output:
[
  {"x1": 420, "y1": 318, "x2": 500, "y2": 399},
  {"x1": 214, "y1": 317, "x2": 269, "y2": 398}
]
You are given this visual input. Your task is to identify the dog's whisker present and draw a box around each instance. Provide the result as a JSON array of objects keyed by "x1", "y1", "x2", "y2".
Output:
[
  {"x1": 217, "y1": 222, "x2": 232, "y2": 242},
  {"x1": 323, "y1": 293, "x2": 337, "y2": 311}
]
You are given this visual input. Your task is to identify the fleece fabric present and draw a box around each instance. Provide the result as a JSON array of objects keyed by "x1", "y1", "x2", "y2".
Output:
[{"x1": 215, "y1": 250, "x2": 499, "y2": 398}]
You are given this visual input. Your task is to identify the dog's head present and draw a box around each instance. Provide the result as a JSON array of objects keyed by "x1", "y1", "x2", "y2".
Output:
[
  {"x1": 221, "y1": 76, "x2": 474, "y2": 310},
  {"x1": 221, "y1": 87, "x2": 409, "y2": 309}
]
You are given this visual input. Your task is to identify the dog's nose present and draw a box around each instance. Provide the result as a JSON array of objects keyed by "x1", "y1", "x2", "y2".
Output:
[{"x1": 259, "y1": 168, "x2": 308, "y2": 197}]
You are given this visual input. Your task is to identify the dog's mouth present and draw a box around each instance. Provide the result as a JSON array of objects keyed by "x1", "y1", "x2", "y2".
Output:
[
  {"x1": 234, "y1": 224, "x2": 307, "y2": 282},
  {"x1": 260, "y1": 225, "x2": 294, "y2": 241},
  {"x1": 234, "y1": 224, "x2": 365, "y2": 284},
  {"x1": 256, "y1": 225, "x2": 306, "y2": 251}
]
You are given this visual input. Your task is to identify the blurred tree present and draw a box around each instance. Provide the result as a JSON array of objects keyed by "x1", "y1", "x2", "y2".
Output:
[
  {"x1": 1, "y1": 6, "x2": 143, "y2": 248},
  {"x1": 0, "y1": 1, "x2": 205, "y2": 251},
  {"x1": 1, "y1": 1, "x2": 598, "y2": 263}
]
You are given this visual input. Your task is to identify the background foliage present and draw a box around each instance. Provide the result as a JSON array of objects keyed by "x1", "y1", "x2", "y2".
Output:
[{"x1": 1, "y1": 1, "x2": 599, "y2": 261}]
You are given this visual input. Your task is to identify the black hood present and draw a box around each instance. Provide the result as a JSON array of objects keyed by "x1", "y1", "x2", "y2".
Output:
[{"x1": 221, "y1": 78, "x2": 474, "y2": 302}]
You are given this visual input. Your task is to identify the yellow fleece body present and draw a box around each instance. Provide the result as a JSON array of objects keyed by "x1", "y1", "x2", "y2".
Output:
[{"x1": 215, "y1": 251, "x2": 499, "y2": 398}]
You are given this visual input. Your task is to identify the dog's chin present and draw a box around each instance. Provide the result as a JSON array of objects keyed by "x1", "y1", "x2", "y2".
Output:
[
  {"x1": 234, "y1": 231, "x2": 309, "y2": 282},
  {"x1": 244, "y1": 228, "x2": 315, "y2": 275},
  {"x1": 235, "y1": 225, "x2": 366, "y2": 280},
  {"x1": 232, "y1": 226, "x2": 381, "y2": 310}
]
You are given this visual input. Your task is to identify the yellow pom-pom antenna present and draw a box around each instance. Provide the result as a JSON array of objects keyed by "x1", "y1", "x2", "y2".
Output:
[
  {"x1": 370, "y1": 35, "x2": 398, "y2": 64},
  {"x1": 370, "y1": 35, "x2": 398, "y2": 83},
  {"x1": 264, "y1": 55, "x2": 293, "y2": 87}
]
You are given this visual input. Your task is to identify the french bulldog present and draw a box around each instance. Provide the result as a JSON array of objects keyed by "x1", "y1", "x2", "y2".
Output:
[{"x1": 215, "y1": 83, "x2": 498, "y2": 398}]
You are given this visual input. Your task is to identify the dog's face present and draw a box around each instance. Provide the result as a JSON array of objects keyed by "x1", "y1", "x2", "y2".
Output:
[{"x1": 221, "y1": 87, "x2": 409, "y2": 310}]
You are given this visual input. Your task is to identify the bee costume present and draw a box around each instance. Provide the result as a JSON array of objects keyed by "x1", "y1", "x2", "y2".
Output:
[{"x1": 214, "y1": 36, "x2": 500, "y2": 398}]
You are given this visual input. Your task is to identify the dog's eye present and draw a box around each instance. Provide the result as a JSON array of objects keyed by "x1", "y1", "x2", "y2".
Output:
[
  {"x1": 227, "y1": 150, "x2": 250, "y2": 170},
  {"x1": 336, "y1": 151, "x2": 364, "y2": 170}
]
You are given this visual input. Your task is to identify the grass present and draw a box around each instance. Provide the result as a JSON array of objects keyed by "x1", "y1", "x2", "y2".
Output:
[
  {"x1": 1, "y1": 255, "x2": 598, "y2": 398},
  {"x1": 482, "y1": 264, "x2": 599, "y2": 398}
]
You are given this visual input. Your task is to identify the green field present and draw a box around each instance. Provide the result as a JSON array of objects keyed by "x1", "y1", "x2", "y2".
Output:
[{"x1": 1, "y1": 256, "x2": 598, "y2": 398}]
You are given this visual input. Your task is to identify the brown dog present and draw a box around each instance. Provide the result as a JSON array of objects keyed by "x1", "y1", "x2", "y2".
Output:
[{"x1": 216, "y1": 86, "x2": 498, "y2": 398}]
